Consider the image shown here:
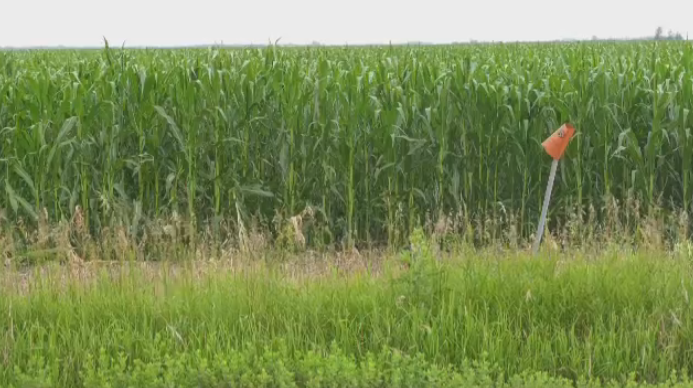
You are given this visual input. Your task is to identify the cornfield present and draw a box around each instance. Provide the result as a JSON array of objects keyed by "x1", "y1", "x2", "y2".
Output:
[{"x1": 1, "y1": 41, "x2": 692, "y2": 249}]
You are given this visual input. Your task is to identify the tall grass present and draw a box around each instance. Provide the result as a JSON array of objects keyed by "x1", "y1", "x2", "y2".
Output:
[
  {"x1": 1, "y1": 41, "x2": 693, "y2": 250},
  {"x1": 2, "y1": 237, "x2": 693, "y2": 386}
]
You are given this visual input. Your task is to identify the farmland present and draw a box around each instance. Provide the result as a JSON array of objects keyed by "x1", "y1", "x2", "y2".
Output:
[
  {"x1": 1, "y1": 41, "x2": 692, "y2": 251},
  {"x1": 1, "y1": 41, "x2": 693, "y2": 387}
]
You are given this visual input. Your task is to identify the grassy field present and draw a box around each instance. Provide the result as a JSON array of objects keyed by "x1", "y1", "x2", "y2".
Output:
[
  {"x1": 2, "y1": 234, "x2": 693, "y2": 387},
  {"x1": 2, "y1": 41, "x2": 693, "y2": 386}
]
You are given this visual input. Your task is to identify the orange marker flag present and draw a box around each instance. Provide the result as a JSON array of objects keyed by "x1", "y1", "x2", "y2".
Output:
[
  {"x1": 533, "y1": 123, "x2": 576, "y2": 255},
  {"x1": 541, "y1": 123, "x2": 575, "y2": 160}
]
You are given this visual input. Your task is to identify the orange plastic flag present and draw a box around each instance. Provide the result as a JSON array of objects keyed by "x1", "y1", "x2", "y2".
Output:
[{"x1": 541, "y1": 123, "x2": 575, "y2": 160}]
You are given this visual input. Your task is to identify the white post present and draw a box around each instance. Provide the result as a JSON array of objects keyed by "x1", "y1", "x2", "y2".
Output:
[{"x1": 532, "y1": 158, "x2": 559, "y2": 255}]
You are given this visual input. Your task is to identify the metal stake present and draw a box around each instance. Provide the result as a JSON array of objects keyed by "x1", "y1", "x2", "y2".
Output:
[{"x1": 532, "y1": 158, "x2": 559, "y2": 255}]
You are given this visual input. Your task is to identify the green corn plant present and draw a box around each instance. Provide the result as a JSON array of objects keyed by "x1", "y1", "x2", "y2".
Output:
[{"x1": 0, "y1": 41, "x2": 692, "y2": 249}]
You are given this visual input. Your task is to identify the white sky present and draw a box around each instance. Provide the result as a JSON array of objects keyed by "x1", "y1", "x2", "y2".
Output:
[{"x1": 1, "y1": 0, "x2": 691, "y2": 47}]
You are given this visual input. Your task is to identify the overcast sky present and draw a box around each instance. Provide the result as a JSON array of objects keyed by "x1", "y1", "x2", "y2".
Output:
[{"x1": 1, "y1": 0, "x2": 691, "y2": 47}]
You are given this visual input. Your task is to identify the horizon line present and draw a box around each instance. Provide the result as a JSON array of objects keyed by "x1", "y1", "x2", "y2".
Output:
[{"x1": 1, "y1": 34, "x2": 688, "y2": 50}]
